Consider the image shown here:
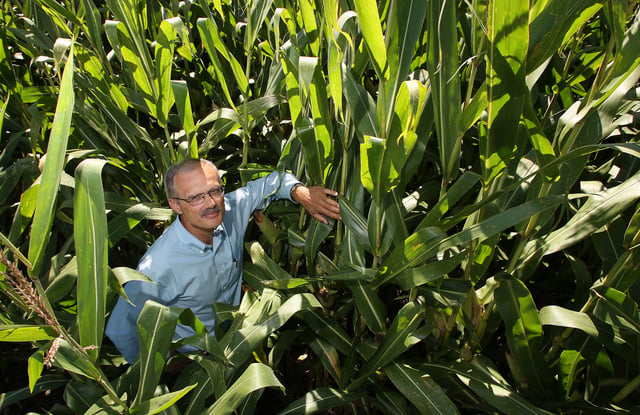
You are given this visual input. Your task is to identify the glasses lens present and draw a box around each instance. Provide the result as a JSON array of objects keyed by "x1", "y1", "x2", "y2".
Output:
[
  {"x1": 187, "y1": 193, "x2": 206, "y2": 205},
  {"x1": 182, "y1": 187, "x2": 224, "y2": 205},
  {"x1": 209, "y1": 187, "x2": 224, "y2": 198}
]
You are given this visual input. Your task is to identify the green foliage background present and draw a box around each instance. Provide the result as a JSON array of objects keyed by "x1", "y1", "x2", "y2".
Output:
[{"x1": 1, "y1": 0, "x2": 640, "y2": 413}]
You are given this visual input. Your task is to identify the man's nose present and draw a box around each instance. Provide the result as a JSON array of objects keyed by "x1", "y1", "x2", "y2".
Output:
[{"x1": 204, "y1": 192, "x2": 218, "y2": 206}]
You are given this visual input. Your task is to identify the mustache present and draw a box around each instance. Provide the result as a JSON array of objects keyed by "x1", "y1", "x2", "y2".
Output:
[{"x1": 200, "y1": 206, "x2": 222, "y2": 217}]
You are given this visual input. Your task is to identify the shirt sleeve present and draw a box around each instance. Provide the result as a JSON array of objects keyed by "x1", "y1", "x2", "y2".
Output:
[
  {"x1": 242, "y1": 171, "x2": 302, "y2": 212},
  {"x1": 105, "y1": 265, "x2": 179, "y2": 363}
]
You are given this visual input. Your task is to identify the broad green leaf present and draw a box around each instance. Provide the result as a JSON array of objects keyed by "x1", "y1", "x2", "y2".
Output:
[
  {"x1": 601, "y1": 245, "x2": 640, "y2": 293},
  {"x1": 435, "y1": 357, "x2": 555, "y2": 414},
  {"x1": 517, "y1": 171, "x2": 640, "y2": 273},
  {"x1": 375, "y1": 197, "x2": 564, "y2": 288},
  {"x1": 373, "y1": 390, "x2": 411, "y2": 414},
  {"x1": 360, "y1": 135, "x2": 388, "y2": 204},
  {"x1": 385, "y1": 80, "x2": 429, "y2": 192},
  {"x1": 204, "y1": 363, "x2": 283, "y2": 414},
  {"x1": 0, "y1": 94, "x2": 9, "y2": 145},
  {"x1": 222, "y1": 293, "x2": 321, "y2": 368},
  {"x1": 85, "y1": 394, "x2": 128, "y2": 415},
  {"x1": 79, "y1": 0, "x2": 106, "y2": 61},
  {"x1": 338, "y1": 195, "x2": 373, "y2": 252},
  {"x1": 105, "y1": 0, "x2": 155, "y2": 83},
  {"x1": 297, "y1": 56, "x2": 333, "y2": 185},
  {"x1": 282, "y1": 44, "x2": 303, "y2": 133},
  {"x1": 308, "y1": 338, "x2": 341, "y2": 383},
  {"x1": 624, "y1": 205, "x2": 640, "y2": 250},
  {"x1": 246, "y1": 241, "x2": 293, "y2": 281},
  {"x1": 482, "y1": 0, "x2": 528, "y2": 185},
  {"x1": 53, "y1": 338, "x2": 103, "y2": 381},
  {"x1": 353, "y1": 300, "x2": 426, "y2": 385},
  {"x1": 0, "y1": 325, "x2": 58, "y2": 341},
  {"x1": 200, "y1": 16, "x2": 249, "y2": 97},
  {"x1": 155, "y1": 19, "x2": 177, "y2": 128},
  {"x1": 528, "y1": 0, "x2": 603, "y2": 72},
  {"x1": 299, "y1": 0, "x2": 319, "y2": 56},
  {"x1": 385, "y1": 363, "x2": 459, "y2": 415},
  {"x1": 347, "y1": 280, "x2": 386, "y2": 334},
  {"x1": 394, "y1": 251, "x2": 467, "y2": 290},
  {"x1": 190, "y1": 355, "x2": 226, "y2": 399},
  {"x1": 382, "y1": 0, "x2": 427, "y2": 128},
  {"x1": 587, "y1": 11, "x2": 640, "y2": 112},
  {"x1": 278, "y1": 388, "x2": 362, "y2": 415},
  {"x1": 494, "y1": 273, "x2": 552, "y2": 398},
  {"x1": 300, "y1": 308, "x2": 352, "y2": 355},
  {"x1": 427, "y1": 0, "x2": 461, "y2": 183},
  {"x1": 323, "y1": 8, "x2": 354, "y2": 121},
  {"x1": 0, "y1": 29, "x2": 15, "y2": 90},
  {"x1": 353, "y1": 0, "x2": 388, "y2": 81},
  {"x1": 63, "y1": 379, "x2": 106, "y2": 414},
  {"x1": 343, "y1": 64, "x2": 379, "y2": 139},
  {"x1": 130, "y1": 384, "x2": 197, "y2": 415},
  {"x1": 558, "y1": 350, "x2": 586, "y2": 400},
  {"x1": 305, "y1": 220, "x2": 332, "y2": 271},
  {"x1": 171, "y1": 81, "x2": 197, "y2": 157},
  {"x1": 522, "y1": 96, "x2": 559, "y2": 182},
  {"x1": 539, "y1": 305, "x2": 625, "y2": 346},
  {"x1": 28, "y1": 349, "x2": 45, "y2": 392},
  {"x1": 196, "y1": 18, "x2": 236, "y2": 107},
  {"x1": 417, "y1": 171, "x2": 482, "y2": 229},
  {"x1": 28, "y1": 41, "x2": 74, "y2": 276},
  {"x1": 592, "y1": 286, "x2": 640, "y2": 334},
  {"x1": 74, "y1": 159, "x2": 109, "y2": 360},
  {"x1": 245, "y1": 0, "x2": 275, "y2": 55},
  {"x1": 133, "y1": 301, "x2": 179, "y2": 406}
]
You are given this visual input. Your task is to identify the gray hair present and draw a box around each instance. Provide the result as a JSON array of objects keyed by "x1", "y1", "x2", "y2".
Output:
[{"x1": 164, "y1": 158, "x2": 218, "y2": 199}]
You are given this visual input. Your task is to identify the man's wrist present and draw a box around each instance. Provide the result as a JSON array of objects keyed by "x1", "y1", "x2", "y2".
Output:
[{"x1": 290, "y1": 183, "x2": 304, "y2": 202}]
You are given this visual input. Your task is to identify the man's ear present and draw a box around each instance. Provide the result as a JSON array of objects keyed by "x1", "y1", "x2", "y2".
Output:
[{"x1": 168, "y1": 198, "x2": 183, "y2": 215}]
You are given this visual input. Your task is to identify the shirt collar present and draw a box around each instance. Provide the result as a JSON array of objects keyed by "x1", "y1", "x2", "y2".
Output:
[{"x1": 172, "y1": 217, "x2": 227, "y2": 253}]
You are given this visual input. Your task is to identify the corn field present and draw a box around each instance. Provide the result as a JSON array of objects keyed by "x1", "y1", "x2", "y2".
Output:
[{"x1": 1, "y1": 0, "x2": 640, "y2": 413}]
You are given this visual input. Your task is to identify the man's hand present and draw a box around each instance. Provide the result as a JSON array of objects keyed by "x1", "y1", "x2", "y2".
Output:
[{"x1": 291, "y1": 185, "x2": 341, "y2": 224}]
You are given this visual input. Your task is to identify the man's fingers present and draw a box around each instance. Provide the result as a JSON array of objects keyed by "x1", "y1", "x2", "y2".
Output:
[{"x1": 311, "y1": 213, "x2": 329, "y2": 224}]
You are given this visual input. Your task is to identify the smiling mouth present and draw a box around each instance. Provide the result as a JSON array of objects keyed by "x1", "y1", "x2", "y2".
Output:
[{"x1": 201, "y1": 207, "x2": 222, "y2": 218}]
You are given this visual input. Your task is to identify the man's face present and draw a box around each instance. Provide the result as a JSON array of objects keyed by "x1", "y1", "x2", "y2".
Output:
[{"x1": 168, "y1": 162, "x2": 225, "y2": 244}]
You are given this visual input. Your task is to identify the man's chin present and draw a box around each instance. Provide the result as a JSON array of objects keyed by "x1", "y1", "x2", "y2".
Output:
[{"x1": 202, "y1": 212, "x2": 223, "y2": 228}]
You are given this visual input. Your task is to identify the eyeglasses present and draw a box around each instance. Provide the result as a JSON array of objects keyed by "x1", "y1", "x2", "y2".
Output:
[{"x1": 172, "y1": 187, "x2": 225, "y2": 205}]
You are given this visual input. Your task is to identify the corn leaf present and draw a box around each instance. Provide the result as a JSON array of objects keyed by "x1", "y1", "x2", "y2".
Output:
[
  {"x1": 222, "y1": 293, "x2": 321, "y2": 368},
  {"x1": 74, "y1": 159, "x2": 109, "y2": 360},
  {"x1": 0, "y1": 325, "x2": 58, "y2": 341},
  {"x1": 204, "y1": 363, "x2": 283, "y2": 414},
  {"x1": 382, "y1": 0, "x2": 427, "y2": 128},
  {"x1": 352, "y1": 0, "x2": 388, "y2": 81},
  {"x1": 385, "y1": 363, "x2": 459, "y2": 415},
  {"x1": 278, "y1": 388, "x2": 362, "y2": 415},
  {"x1": 155, "y1": 19, "x2": 177, "y2": 128},
  {"x1": 518, "y1": 171, "x2": 640, "y2": 273},
  {"x1": 133, "y1": 301, "x2": 179, "y2": 406},
  {"x1": 427, "y1": 0, "x2": 461, "y2": 183},
  {"x1": 495, "y1": 273, "x2": 552, "y2": 397},
  {"x1": 482, "y1": 0, "x2": 529, "y2": 184},
  {"x1": 130, "y1": 384, "x2": 197, "y2": 415},
  {"x1": 375, "y1": 196, "x2": 564, "y2": 288},
  {"x1": 28, "y1": 40, "x2": 75, "y2": 276},
  {"x1": 353, "y1": 300, "x2": 425, "y2": 384}
]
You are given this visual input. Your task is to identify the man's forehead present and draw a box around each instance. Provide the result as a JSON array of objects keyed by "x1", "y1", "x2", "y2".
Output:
[{"x1": 175, "y1": 164, "x2": 220, "y2": 188}]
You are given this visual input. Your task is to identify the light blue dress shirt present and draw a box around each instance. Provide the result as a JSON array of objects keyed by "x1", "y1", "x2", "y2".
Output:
[{"x1": 105, "y1": 171, "x2": 301, "y2": 363}]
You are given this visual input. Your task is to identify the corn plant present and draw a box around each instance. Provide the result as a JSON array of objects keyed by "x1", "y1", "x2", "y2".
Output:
[{"x1": 1, "y1": 0, "x2": 640, "y2": 414}]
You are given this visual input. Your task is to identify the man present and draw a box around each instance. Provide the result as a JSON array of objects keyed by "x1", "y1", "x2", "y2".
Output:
[{"x1": 106, "y1": 158, "x2": 341, "y2": 363}]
